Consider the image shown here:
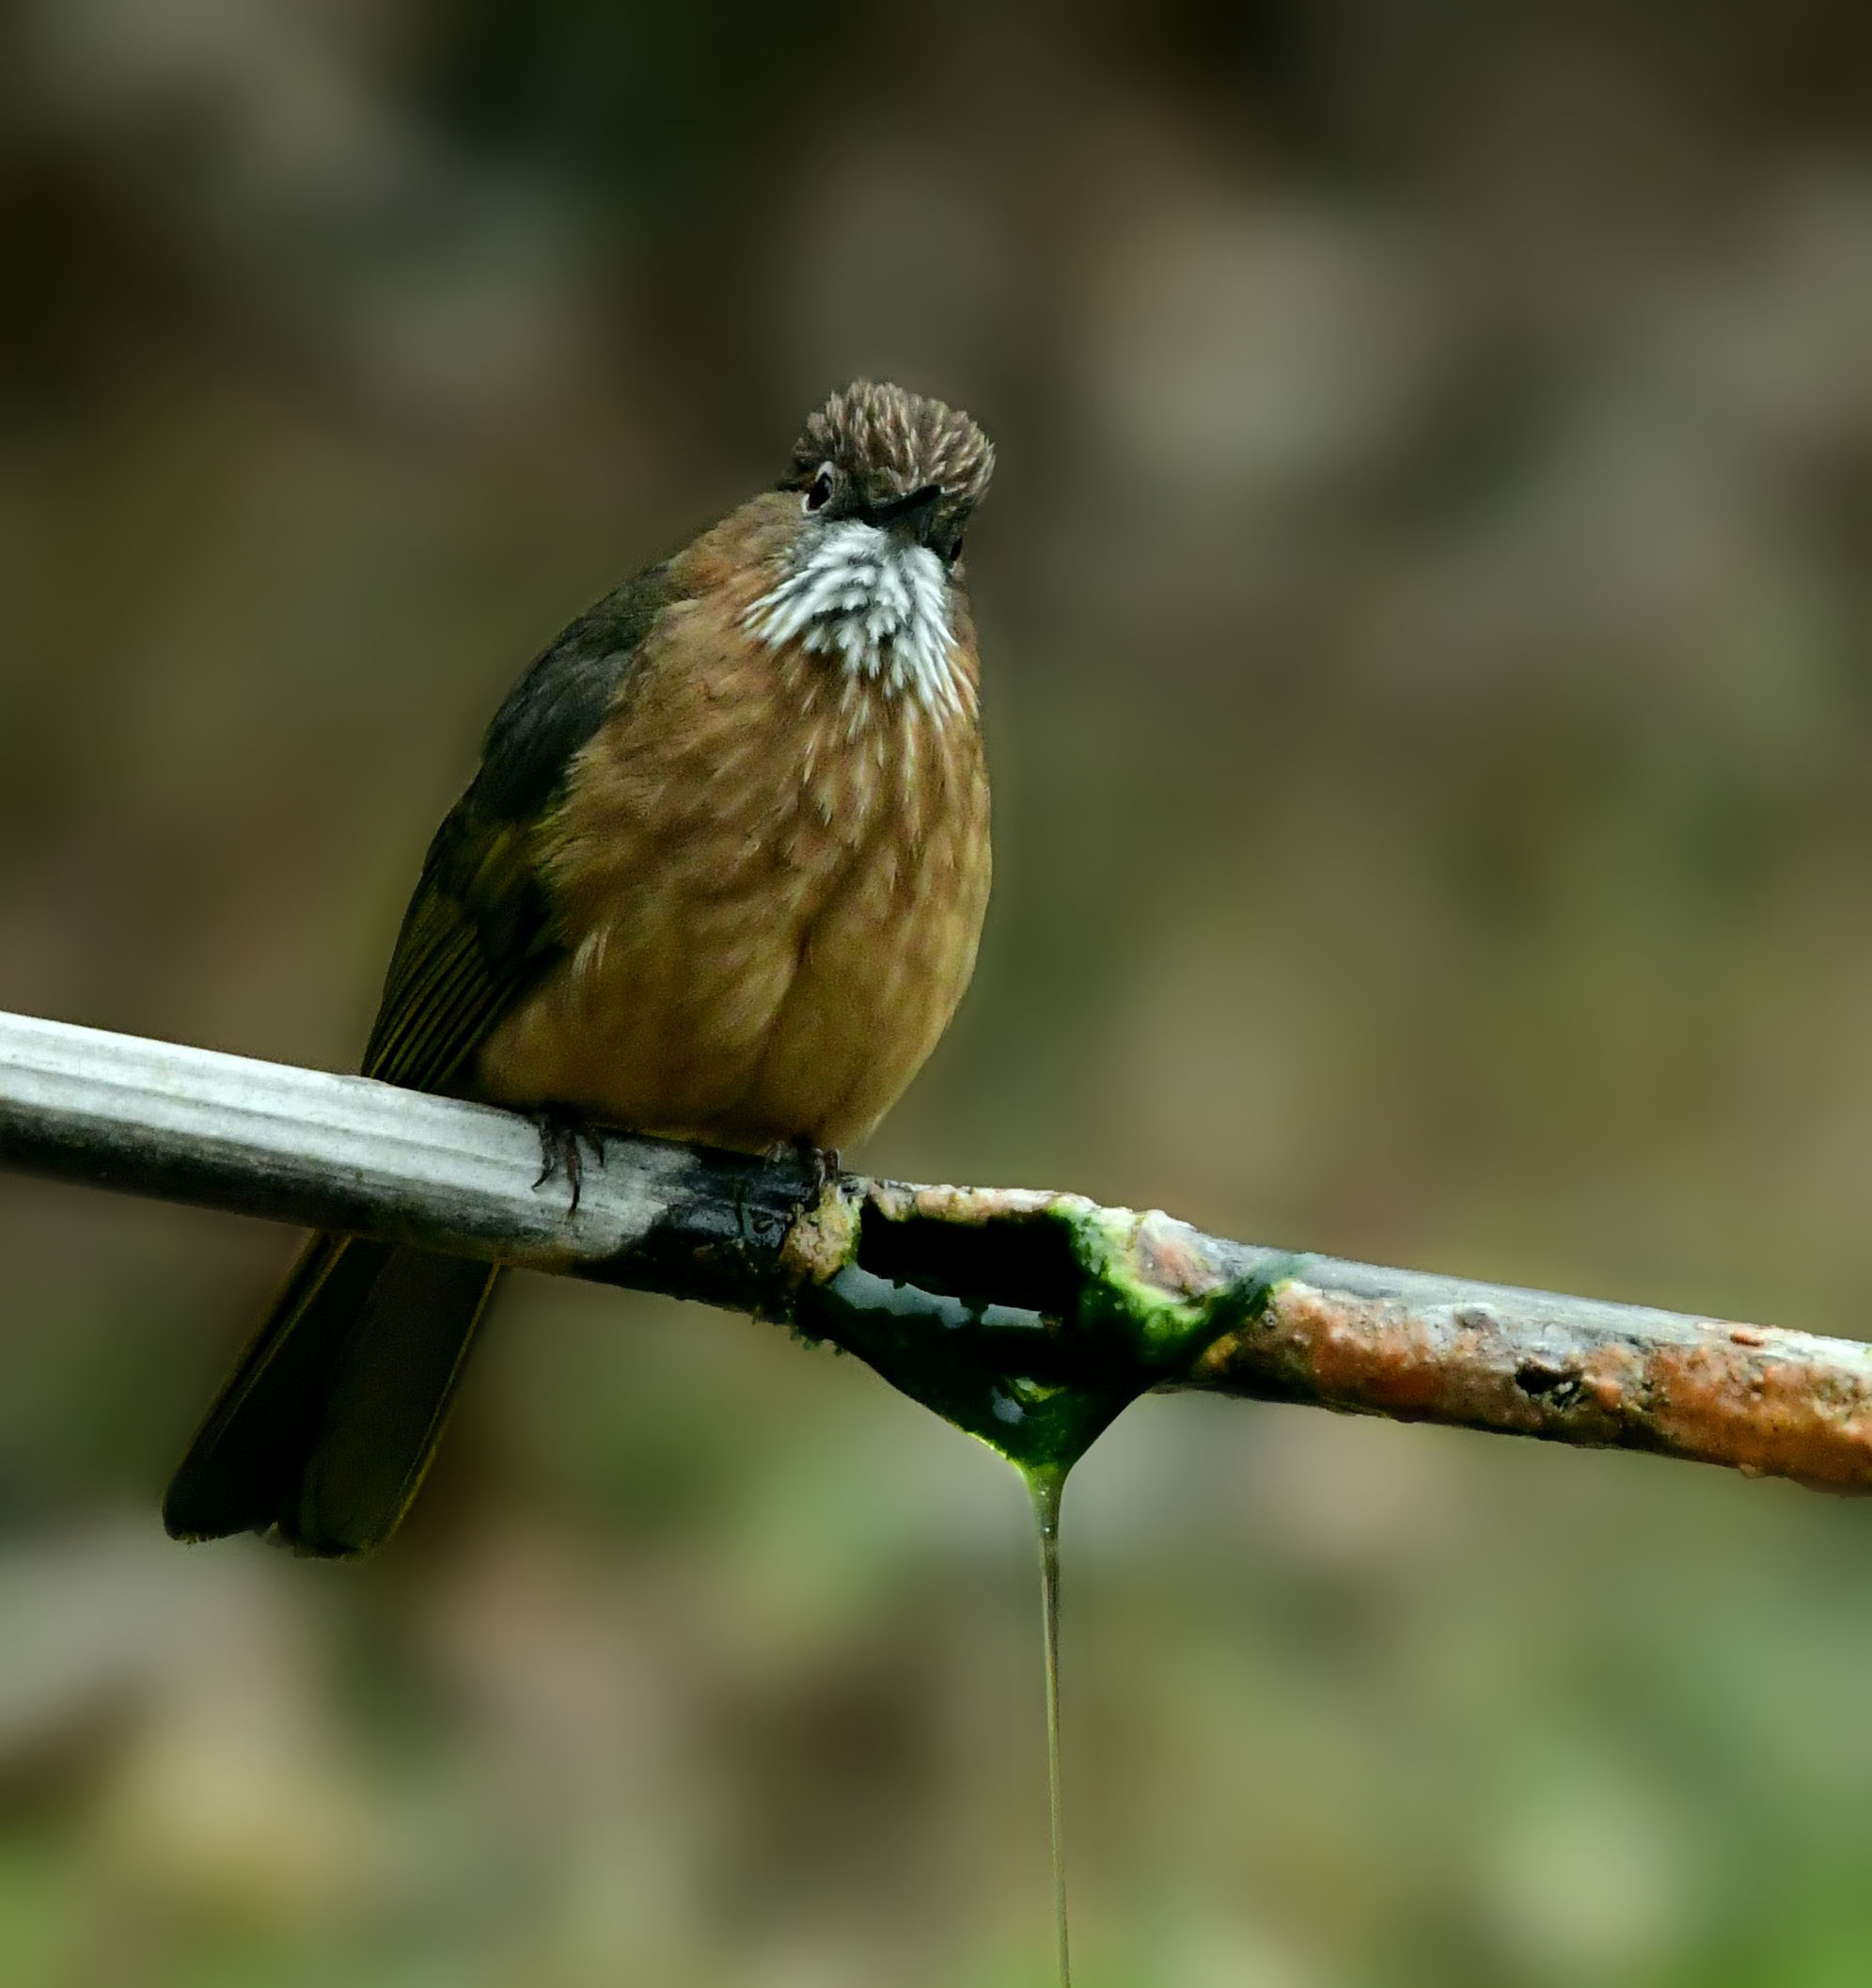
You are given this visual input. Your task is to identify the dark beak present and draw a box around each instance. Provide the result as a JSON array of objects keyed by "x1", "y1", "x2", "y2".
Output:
[{"x1": 864, "y1": 481, "x2": 946, "y2": 542}]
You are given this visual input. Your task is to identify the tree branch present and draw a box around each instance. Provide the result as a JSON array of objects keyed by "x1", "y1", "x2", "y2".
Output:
[{"x1": 2, "y1": 1006, "x2": 1867, "y2": 1488}]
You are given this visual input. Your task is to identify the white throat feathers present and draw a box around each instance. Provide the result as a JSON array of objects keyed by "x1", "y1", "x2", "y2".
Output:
[{"x1": 746, "y1": 520, "x2": 961, "y2": 714}]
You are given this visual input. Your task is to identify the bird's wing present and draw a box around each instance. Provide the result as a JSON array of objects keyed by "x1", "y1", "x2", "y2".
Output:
[
  {"x1": 362, "y1": 561, "x2": 679, "y2": 1094},
  {"x1": 361, "y1": 821, "x2": 550, "y2": 1089}
]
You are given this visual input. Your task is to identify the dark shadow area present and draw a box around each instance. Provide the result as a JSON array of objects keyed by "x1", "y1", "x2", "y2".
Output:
[{"x1": 857, "y1": 1202, "x2": 1086, "y2": 1321}]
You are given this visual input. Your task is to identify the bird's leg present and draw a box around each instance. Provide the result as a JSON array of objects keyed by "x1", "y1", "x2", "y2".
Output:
[
  {"x1": 532, "y1": 1108, "x2": 607, "y2": 1216},
  {"x1": 761, "y1": 1133, "x2": 839, "y2": 1198},
  {"x1": 789, "y1": 1133, "x2": 842, "y2": 1200}
]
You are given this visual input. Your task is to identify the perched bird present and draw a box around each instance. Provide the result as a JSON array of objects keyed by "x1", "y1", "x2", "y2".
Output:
[{"x1": 165, "y1": 381, "x2": 996, "y2": 1556}]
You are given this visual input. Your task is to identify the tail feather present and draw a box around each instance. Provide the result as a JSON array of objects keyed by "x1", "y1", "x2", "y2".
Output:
[
  {"x1": 165, "y1": 1234, "x2": 499, "y2": 1556},
  {"x1": 288, "y1": 1248, "x2": 500, "y2": 1554}
]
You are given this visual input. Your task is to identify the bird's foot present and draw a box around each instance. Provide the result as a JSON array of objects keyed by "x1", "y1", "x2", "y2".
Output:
[
  {"x1": 777, "y1": 1134, "x2": 841, "y2": 1200},
  {"x1": 532, "y1": 1109, "x2": 607, "y2": 1215}
]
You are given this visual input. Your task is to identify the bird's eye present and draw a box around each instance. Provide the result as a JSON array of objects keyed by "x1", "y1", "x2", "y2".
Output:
[{"x1": 804, "y1": 465, "x2": 835, "y2": 513}]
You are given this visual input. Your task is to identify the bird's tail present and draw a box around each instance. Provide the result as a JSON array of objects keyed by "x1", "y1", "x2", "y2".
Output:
[{"x1": 164, "y1": 1234, "x2": 500, "y2": 1556}]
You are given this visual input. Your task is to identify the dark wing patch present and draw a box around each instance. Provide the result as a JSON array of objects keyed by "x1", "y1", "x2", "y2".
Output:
[
  {"x1": 361, "y1": 822, "x2": 546, "y2": 1090},
  {"x1": 474, "y1": 564, "x2": 674, "y2": 818},
  {"x1": 362, "y1": 561, "x2": 680, "y2": 1095}
]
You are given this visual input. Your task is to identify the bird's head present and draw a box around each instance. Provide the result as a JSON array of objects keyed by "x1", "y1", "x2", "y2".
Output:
[
  {"x1": 780, "y1": 379, "x2": 994, "y2": 564},
  {"x1": 746, "y1": 382, "x2": 994, "y2": 711}
]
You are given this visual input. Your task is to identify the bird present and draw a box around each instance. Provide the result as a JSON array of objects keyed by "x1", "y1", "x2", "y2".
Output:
[{"x1": 164, "y1": 380, "x2": 996, "y2": 1557}]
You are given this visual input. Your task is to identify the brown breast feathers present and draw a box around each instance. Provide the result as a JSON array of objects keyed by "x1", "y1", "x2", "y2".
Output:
[{"x1": 473, "y1": 494, "x2": 991, "y2": 1153}]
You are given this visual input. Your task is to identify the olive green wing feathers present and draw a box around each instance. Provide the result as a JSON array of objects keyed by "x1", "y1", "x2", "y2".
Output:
[{"x1": 361, "y1": 817, "x2": 556, "y2": 1093}]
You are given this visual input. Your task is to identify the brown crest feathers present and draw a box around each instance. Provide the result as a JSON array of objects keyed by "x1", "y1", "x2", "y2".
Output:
[{"x1": 786, "y1": 380, "x2": 995, "y2": 513}]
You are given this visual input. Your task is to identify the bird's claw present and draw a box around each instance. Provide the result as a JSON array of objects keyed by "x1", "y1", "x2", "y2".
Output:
[
  {"x1": 533, "y1": 1110, "x2": 606, "y2": 1215},
  {"x1": 788, "y1": 1134, "x2": 841, "y2": 1200}
]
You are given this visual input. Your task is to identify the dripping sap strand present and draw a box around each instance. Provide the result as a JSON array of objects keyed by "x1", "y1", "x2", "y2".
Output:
[{"x1": 1029, "y1": 1464, "x2": 1071, "y2": 1988}]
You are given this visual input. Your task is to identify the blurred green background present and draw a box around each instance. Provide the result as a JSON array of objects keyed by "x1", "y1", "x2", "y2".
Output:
[{"x1": 3, "y1": 2, "x2": 1872, "y2": 1982}]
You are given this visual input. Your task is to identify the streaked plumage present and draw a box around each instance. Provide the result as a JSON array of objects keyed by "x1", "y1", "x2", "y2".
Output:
[{"x1": 165, "y1": 381, "x2": 995, "y2": 1555}]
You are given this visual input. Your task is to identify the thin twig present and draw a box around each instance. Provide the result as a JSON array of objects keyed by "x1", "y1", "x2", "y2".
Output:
[{"x1": 1, "y1": 1006, "x2": 1867, "y2": 1491}]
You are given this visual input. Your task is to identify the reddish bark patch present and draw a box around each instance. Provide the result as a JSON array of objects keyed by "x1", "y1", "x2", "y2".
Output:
[{"x1": 1195, "y1": 1281, "x2": 1872, "y2": 1491}]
